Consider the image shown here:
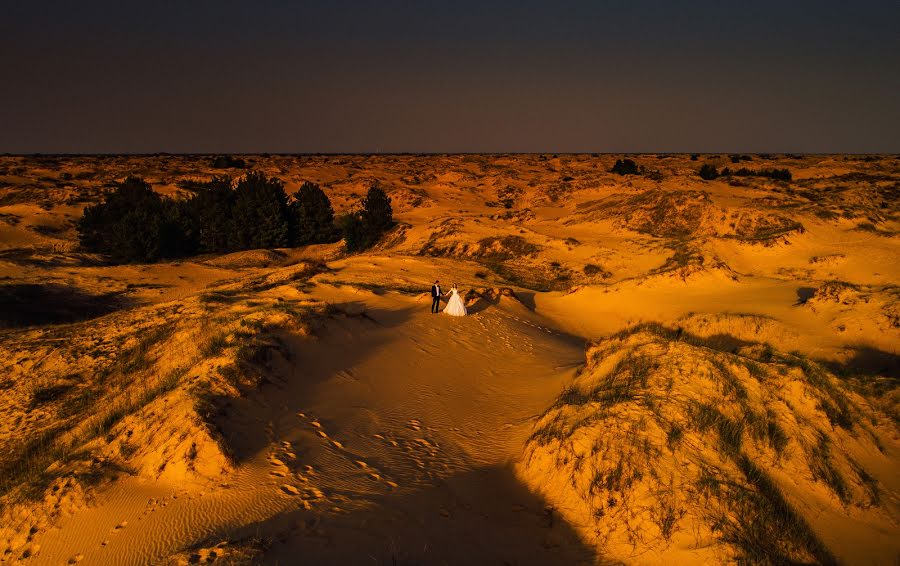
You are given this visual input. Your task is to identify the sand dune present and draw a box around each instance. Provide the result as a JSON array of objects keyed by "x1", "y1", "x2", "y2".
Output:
[{"x1": 0, "y1": 154, "x2": 897, "y2": 564}]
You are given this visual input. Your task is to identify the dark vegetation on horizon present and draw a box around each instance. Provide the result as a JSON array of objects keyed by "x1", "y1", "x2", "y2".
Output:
[
  {"x1": 76, "y1": 173, "x2": 393, "y2": 263},
  {"x1": 699, "y1": 163, "x2": 792, "y2": 182},
  {"x1": 608, "y1": 158, "x2": 666, "y2": 181}
]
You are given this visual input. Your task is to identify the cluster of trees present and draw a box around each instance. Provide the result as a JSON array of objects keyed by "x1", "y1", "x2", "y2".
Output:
[
  {"x1": 699, "y1": 164, "x2": 792, "y2": 182},
  {"x1": 77, "y1": 173, "x2": 393, "y2": 263}
]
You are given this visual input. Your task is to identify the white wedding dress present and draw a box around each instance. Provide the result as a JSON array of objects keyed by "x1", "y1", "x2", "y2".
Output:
[{"x1": 443, "y1": 288, "x2": 467, "y2": 317}]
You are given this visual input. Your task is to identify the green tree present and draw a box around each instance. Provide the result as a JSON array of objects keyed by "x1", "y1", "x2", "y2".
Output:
[
  {"x1": 77, "y1": 176, "x2": 183, "y2": 263},
  {"x1": 164, "y1": 198, "x2": 201, "y2": 257},
  {"x1": 290, "y1": 181, "x2": 337, "y2": 245},
  {"x1": 230, "y1": 171, "x2": 291, "y2": 250},
  {"x1": 361, "y1": 184, "x2": 393, "y2": 233},
  {"x1": 191, "y1": 176, "x2": 235, "y2": 253}
]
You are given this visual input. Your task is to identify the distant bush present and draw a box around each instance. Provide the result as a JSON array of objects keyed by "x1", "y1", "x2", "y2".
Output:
[
  {"x1": 699, "y1": 164, "x2": 719, "y2": 180},
  {"x1": 211, "y1": 155, "x2": 247, "y2": 169},
  {"x1": 730, "y1": 154, "x2": 753, "y2": 163},
  {"x1": 690, "y1": 154, "x2": 699, "y2": 161},
  {"x1": 583, "y1": 264, "x2": 611, "y2": 278},
  {"x1": 721, "y1": 167, "x2": 792, "y2": 182},
  {"x1": 610, "y1": 159, "x2": 639, "y2": 175}
]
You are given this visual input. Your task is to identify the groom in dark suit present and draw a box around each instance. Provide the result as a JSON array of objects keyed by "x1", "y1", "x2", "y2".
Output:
[{"x1": 431, "y1": 280, "x2": 443, "y2": 313}]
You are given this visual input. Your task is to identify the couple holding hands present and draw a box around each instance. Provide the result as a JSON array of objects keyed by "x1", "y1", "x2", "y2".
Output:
[{"x1": 430, "y1": 280, "x2": 467, "y2": 317}]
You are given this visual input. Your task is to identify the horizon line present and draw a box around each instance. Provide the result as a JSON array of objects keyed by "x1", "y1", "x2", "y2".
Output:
[{"x1": 2, "y1": 151, "x2": 898, "y2": 158}]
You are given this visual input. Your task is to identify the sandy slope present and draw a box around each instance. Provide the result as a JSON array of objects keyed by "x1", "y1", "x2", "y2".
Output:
[{"x1": 29, "y1": 286, "x2": 593, "y2": 565}]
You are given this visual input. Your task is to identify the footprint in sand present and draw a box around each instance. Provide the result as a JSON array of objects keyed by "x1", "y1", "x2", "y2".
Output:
[
  {"x1": 353, "y1": 458, "x2": 399, "y2": 490},
  {"x1": 112, "y1": 521, "x2": 127, "y2": 533},
  {"x1": 267, "y1": 453, "x2": 291, "y2": 478},
  {"x1": 67, "y1": 554, "x2": 84, "y2": 564},
  {"x1": 280, "y1": 483, "x2": 325, "y2": 508},
  {"x1": 301, "y1": 416, "x2": 348, "y2": 449},
  {"x1": 139, "y1": 497, "x2": 161, "y2": 519}
]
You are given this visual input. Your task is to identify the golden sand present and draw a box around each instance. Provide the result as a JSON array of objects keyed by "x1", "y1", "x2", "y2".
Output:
[{"x1": 0, "y1": 154, "x2": 897, "y2": 564}]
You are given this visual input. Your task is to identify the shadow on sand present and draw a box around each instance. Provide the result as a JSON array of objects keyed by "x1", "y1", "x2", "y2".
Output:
[
  {"x1": 0, "y1": 283, "x2": 132, "y2": 327},
  {"x1": 208, "y1": 304, "x2": 418, "y2": 464},
  {"x1": 825, "y1": 346, "x2": 900, "y2": 380},
  {"x1": 181, "y1": 464, "x2": 599, "y2": 565}
]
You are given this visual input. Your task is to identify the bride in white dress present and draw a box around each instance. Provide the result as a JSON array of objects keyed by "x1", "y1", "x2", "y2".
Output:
[{"x1": 443, "y1": 284, "x2": 467, "y2": 317}]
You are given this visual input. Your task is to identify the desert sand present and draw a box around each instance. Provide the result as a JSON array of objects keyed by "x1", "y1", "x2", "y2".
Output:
[{"x1": 0, "y1": 153, "x2": 897, "y2": 564}]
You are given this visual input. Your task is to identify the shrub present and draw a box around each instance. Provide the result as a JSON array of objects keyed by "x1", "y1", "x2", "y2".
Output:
[
  {"x1": 584, "y1": 264, "x2": 611, "y2": 278},
  {"x1": 338, "y1": 212, "x2": 371, "y2": 252},
  {"x1": 699, "y1": 164, "x2": 719, "y2": 180},
  {"x1": 291, "y1": 181, "x2": 338, "y2": 245},
  {"x1": 610, "y1": 159, "x2": 639, "y2": 176},
  {"x1": 722, "y1": 167, "x2": 792, "y2": 182},
  {"x1": 211, "y1": 155, "x2": 247, "y2": 169}
]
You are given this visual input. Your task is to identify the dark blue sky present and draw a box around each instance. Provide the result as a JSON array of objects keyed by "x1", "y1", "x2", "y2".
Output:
[{"x1": 1, "y1": 0, "x2": 898, "y2": 153}]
